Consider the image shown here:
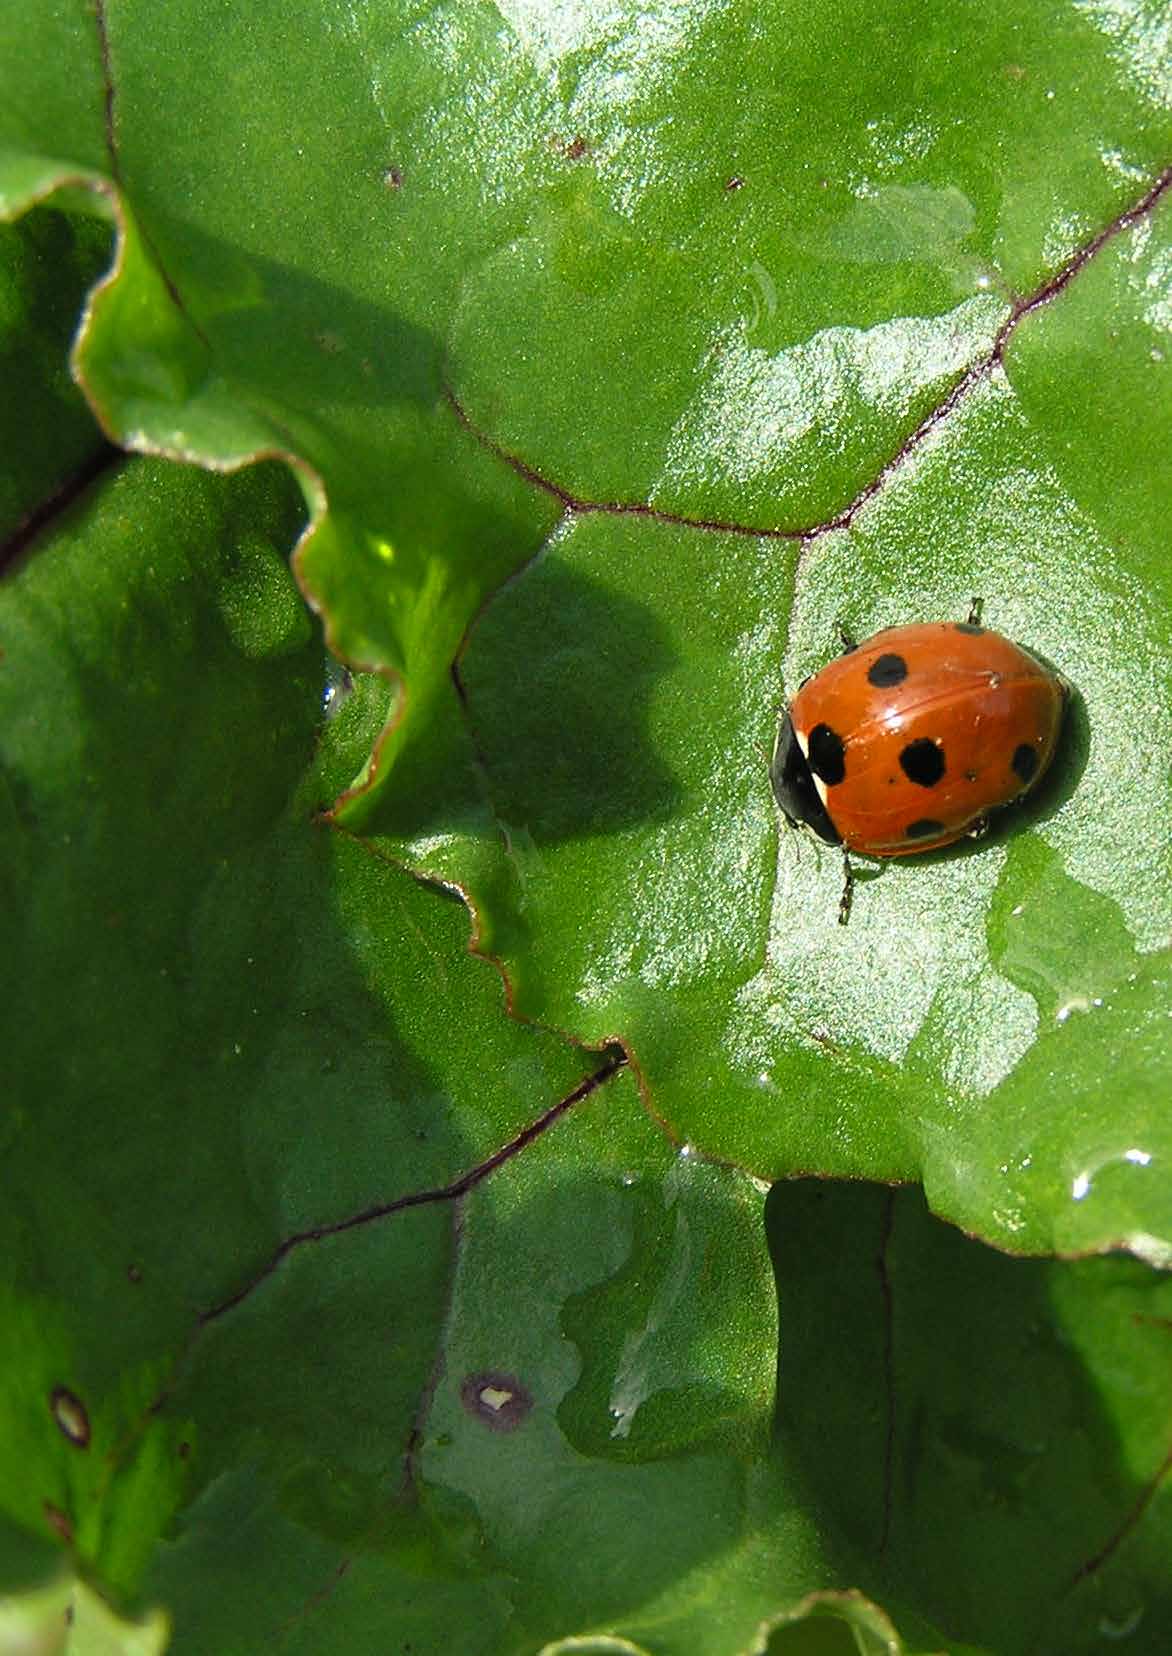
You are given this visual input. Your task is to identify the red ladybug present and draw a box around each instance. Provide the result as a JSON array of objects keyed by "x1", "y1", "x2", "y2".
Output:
[{"x1": 771, "y1": 613, "x2": 1068, "y2": 919}]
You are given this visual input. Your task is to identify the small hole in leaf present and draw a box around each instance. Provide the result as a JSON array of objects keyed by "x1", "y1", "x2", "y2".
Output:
[
  {"x1": 460, "y1": 1371, "x2": 533, "y2": 1432},
  {"x1": 50, "y1": 1386, "x2": 90, "y2": 1449}
]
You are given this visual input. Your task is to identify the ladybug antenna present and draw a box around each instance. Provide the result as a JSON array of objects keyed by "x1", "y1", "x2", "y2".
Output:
[
  {"x1": 966, "y1": 596, "x2": 984, "y2": 627},
  {"x1": 837, "y1": 849, "x2": 855, "y2": 926}
]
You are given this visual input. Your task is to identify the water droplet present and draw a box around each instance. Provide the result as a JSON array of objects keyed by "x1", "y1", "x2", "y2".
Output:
[
  {"x1": 322, "y1": 658, "x2": 354, "y2": 718},
  {"x1": 1099, "y1": 1605, "x2": 1144, "y2": 1639},
  {"x1": 1072, "y1": 1147, "x2": 1153, "y2": 1202}
]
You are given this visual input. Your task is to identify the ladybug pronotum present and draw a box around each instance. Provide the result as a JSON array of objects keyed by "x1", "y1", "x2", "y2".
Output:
[{"x1": 771, "y1": 617, "x2": 1068, "y2": 919}]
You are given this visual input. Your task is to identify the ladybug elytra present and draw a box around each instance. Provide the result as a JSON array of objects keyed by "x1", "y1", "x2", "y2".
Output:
[{"x1": 771, "y1": 616, "x2": 1068, "y2": 918}]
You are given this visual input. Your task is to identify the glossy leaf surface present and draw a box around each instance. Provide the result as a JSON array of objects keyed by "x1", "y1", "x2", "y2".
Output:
[{"x1": 3, "y1": 0, "x2": 1172, "y2": 1649}]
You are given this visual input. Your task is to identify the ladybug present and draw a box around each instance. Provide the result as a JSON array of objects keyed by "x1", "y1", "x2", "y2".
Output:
[{"x1": 771, "y1": 608, "x2": 1069, "y2": 922}]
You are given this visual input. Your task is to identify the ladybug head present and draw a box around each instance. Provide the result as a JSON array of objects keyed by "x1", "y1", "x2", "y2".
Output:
[{"x1": 770, "y1": 715, "x2": 841, "y2": 845}]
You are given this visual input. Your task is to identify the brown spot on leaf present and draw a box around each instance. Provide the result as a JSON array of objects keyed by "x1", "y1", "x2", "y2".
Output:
[
  {"x1": 44, "y1": 1502, "x2": 73, "y2": 1543},
  {"x1": 383, "y1": 165, "x2": 403, "y2": 190},
  {"x1": 724, "y1": 176, "x2": 745, "y2": 192},
  {"x1": 550, "y1": 134, "x2": 589, "y2": 160}
]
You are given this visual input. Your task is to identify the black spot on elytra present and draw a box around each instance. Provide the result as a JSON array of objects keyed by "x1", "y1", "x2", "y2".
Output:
[
  {"x1": 906, "y1": 818, "x2": 946, "y2": 840},
  {"x1": 807, "y1": 723, "x2": 846, "y2": 786},
  {"x1": 899, "y1": 738, "x2": 945, "y2": 787},
  {"x1": 955, "y1": 622, "x2": 985, "y2": 635},
  {"x1": 867, "y1": 652, "x2": 908, "y2": 687},
  {"x1": 1012, "y1": 742, "x2": 1039, "y2": 784}
]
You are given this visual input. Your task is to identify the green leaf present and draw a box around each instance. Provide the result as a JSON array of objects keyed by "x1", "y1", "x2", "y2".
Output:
[
  {"x1": 0, "y1": 456, "x2": 588, "y2": 1618},
  {"x1": 0, "y1": 204, "x2": 113, "y2": 548},
  {"x1": 767, "y1": 1181, "x2": 1172, "y2": 1653},
  {"x1": 362, "y1": 13, "x2": 1172, "y2": 1258},
  {"x1": 5, "y1": 1, "x2": 1172, "y2": 1649}
]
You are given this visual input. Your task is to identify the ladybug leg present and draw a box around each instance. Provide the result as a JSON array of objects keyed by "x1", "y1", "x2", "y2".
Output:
[
  {"x1": 966, "y1": 596, "x2": 985, "y2": 627},
  {"x1": 967, "y1": 814, "x2": 990, "y2": 840},
  {"x1": 836, "y1": 621, "x2": 858, "y2": 655},
  {"x1": 837, "y1": 849, "x2": 855, "y2": 925}
]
